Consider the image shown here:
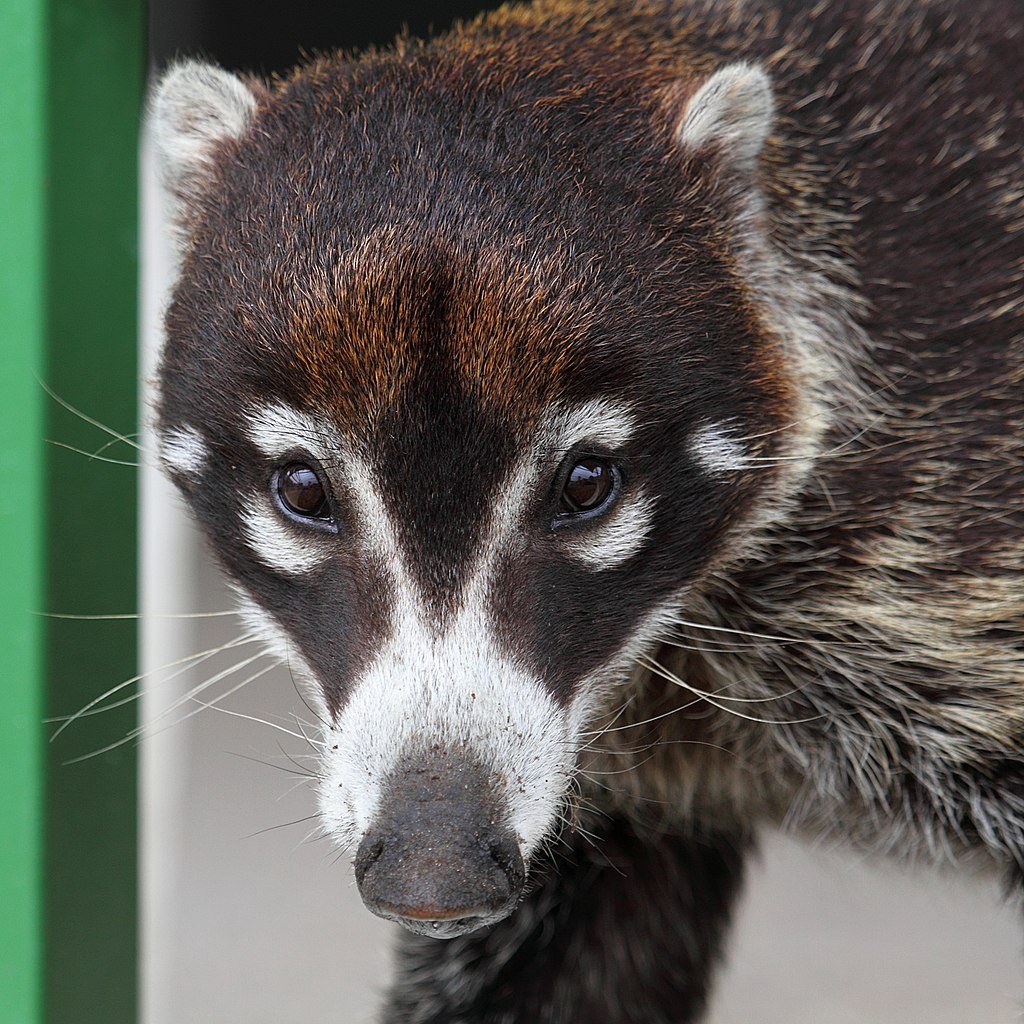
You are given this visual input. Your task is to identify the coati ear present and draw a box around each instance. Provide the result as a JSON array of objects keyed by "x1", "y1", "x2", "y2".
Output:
[
  {"x1": 675, "y1": 62, "x2": 774, "y2": 173},
  {"x1": 150, "y1": 60, "x2": 261, "y2": 213}
]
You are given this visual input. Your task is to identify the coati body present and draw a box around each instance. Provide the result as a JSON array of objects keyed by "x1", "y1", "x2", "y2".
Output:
[{"x1": 151, "y1": 0, "x2": 1024, "y2": 1020}]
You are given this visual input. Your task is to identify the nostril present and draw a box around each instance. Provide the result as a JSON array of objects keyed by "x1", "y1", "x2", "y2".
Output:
[
  {"x1": 353, "y1": 834, "x2": 384, "y2": 885},
  {"x1": 487, "y1": 834, "x2": 525, "y2": 892}
]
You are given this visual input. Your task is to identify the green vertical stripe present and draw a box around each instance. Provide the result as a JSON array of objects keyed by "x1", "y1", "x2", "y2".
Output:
[
  {"x1": 0, "y1": 0, "x2": 46, "y2": 1020},
  {"x1": 42, "y1": 1, "x2": 144, "y2": 1022}
]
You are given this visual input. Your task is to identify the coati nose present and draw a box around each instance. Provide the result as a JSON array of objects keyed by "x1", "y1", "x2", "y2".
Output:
[
  {"x1": 354, "y1": 827, "x2": 524, "y2": 937},
  {"x1": 353, "y1": 752, "x2": 525, "y2": 938}
]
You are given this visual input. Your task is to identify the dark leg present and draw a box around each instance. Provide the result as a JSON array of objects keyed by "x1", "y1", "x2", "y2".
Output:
[{"x1": 380, "y1": 819, "x2": 751, "y2": 1024}]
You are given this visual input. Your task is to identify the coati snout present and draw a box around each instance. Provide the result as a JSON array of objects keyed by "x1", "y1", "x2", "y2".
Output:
[
  {"x1": 150, "y1": 0, "x2": 1024, "y2": 1018},
  {"x1": 354, "y1": 750, "x2": 525, "y2": 937}
]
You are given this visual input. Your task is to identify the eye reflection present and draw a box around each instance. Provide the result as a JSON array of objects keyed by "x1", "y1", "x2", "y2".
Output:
[
  {"x1": 277, "y1": 462, "x2": 331, "y2": 520},
  {"x1": 558, "y1": 458, "x2": 618, "y2": 516}
]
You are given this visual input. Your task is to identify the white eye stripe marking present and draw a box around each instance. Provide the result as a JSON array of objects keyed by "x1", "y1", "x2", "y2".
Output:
[
  {"x1": 245, "y1": 402, "x2": 341, "y2": 462},
  {"x1": 240, "y1": 403, "x2": 341, "y2": 576},
  {"x1": 563, "y1": 492, "x2": 657, "y2": 569},
  {"x1": 691, "y1": 423, "x2": 750, "y2": 474},
  {"x1": 239, "y1": 495, "x2": 331, "y2": 575},
  {"x1": 159, "y1": 425, "x2": 208, "y2": 477},
  {"x1": 539, "y1": 397, "x2": 639, "y2": 455},
  {"x1": 540, "y1": 398, "x2": 652, "y2": 568}
]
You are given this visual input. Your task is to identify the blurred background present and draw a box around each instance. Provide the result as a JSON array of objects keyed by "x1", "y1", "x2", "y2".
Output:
[{"x1": 4, "y1": 1, "x2": 1022, "y2": 1022}]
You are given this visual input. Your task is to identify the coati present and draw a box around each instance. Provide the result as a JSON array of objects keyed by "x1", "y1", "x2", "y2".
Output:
[{"x1": 150, "y1": 0, "x2": 1024, "y2": 1019}]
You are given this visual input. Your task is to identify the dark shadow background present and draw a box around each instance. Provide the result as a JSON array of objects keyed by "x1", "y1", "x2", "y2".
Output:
[{"x1": 150, "y1": 0, "x2": 505, "y2": 74}]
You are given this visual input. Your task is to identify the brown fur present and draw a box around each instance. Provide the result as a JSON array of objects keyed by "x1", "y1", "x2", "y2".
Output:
[
  {"x1": 283, "y1": 233, "x2": 592, "y2": 429},
  {"x1": 564, "y1": 0, "x2": 1024, "y2": 865}
]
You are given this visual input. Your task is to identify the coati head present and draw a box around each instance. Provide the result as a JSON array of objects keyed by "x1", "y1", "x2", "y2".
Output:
[{"x1": 151, "y1": 46, "x2": 824, "y2": 937}]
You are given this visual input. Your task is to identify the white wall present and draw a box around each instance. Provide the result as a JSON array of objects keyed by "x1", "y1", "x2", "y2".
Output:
[{"x1": 140, "y1": 144, "x2": 1022, "y2": 1024}]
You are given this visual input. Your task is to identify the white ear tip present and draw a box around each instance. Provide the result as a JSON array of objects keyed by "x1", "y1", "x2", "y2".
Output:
[
  {"x1": 677, "y1": 61, "x2": 775, "y2": 170},
  {"x1": 150, "y1": 59, "x2": 258, "y2": 193}
]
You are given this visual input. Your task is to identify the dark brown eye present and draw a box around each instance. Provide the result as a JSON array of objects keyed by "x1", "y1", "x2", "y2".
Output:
[
  {"x1": 277, "y1": 462, "x2": 331, "y2": 520},
  {"x1": 559, "y1": 458, "x2": 618, "y2": 516}
]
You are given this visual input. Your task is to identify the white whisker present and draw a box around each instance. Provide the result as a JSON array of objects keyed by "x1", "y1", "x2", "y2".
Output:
[
  {"x1": 146, "y1": 651, "x2": 271, "y2": 728},
  {"x1": 45, "y1": 439, "x2": 143, "y2": 467},
  {"x1": 641, "y1": 655, "x2": 824, "y2": 727},
  {"x1": 191, "y1": 699, "x2": 318, "y2": 744},
  {"x1": 662, "y1": 615, "x2": 860, "y2": 648},
  {"x1": 39, "y1": 609, "x2": 239, "y2": 621},
  {"x1": 38, "y1": 376, "x2": 145, "y2": 451},
  {"x1": 48, "y1": 633, "x2": 259, "y2": 737},
  {"x1": 62, "y1": 659, "x2": 276, "y2": 765}
]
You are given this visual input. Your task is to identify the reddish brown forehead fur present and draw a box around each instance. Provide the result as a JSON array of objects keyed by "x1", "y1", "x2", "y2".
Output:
[{"x1": 278, "y1": 227, "x2": 600, "y2": 432}]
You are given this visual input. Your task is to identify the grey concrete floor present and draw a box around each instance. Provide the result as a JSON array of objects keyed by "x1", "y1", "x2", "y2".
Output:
[{"x1": 712, "y1": 838, "x2": 1022, "y2": 1024}]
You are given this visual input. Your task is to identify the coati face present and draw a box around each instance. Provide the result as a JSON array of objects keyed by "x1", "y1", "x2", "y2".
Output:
[{"x1": 152, "y1": 53, "x2": 804, "y2": 936}]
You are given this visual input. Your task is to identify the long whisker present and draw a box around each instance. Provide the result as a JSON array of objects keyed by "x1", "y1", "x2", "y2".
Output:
[
  {"x1": 728, "y1": 372, "x2": 910, "y2": 445},
  {"x1": 644, "y1": 666, "x2": 813, "y2": 707},
  {"x1": 62, "y1": 659, "x2": 275, "y2": 764},
  {"x1": 291, "y1": 714, "x2": 324, "y2": 753},
  {"x1": 191, "y1": 698, "x2": 317, "y2": 744},
  {"x1": 739, "y1": 416, "x2": 891, "y2": 466},
  {"x1": 578, "y1": 699, "x2": 705, "y2": 740},
  {"x1": 641, "y1": 656, "x2": 824, "y2": 727},
  {"x1": 48, "y1": 633, "x2": 259, "y2": 737},
  {"x1": 582, "y1": 775, "x2": 674, "y2": 805},
  {"x1": 228, "y1": 750, "x2": 318, "y2": 780},
  {"x1": 45, "y1": 439, "x2": 142, "y2": 467},
  {"x1": 278, "y1": 739, "x2": 324, "y2": 777},
  {"x1": 593, "y1": 737, "x2": 738, "y2": 758},
  {"x1": 91, "y1": 432, "x2": 142, "y2": 457},
  {"x1": 243, "y1": 814, "x2": 321, "y2": 840},
  {"x1": 656, "y1": 634, "x2": 789, "y2": 654},
  {"x1": 277, "y1": 777, "x2": 317, "y2": 802},
  {"x1": 285, "y1": 652, "x2": 331, "y2": 730},
  {"x1": 661, "y1": 615, "x2": 860, "y2": 648},
  {"x1": 39, "y1": 609, "x2": 240, "y2": 620},
  {"x1": 146, "y1": 652, "x2": 271, "y2": 728},
  {"x1": 577, "y1": 753, "x2": 658, "y2": 777},
  {"x1": 38, "y1": 376, "x2": 144, "y2": 451},
  {"x1": 297, "y1": 825, "x2": 331, "y2": 851},
  {"x1": 576, "y1": 694, "x2": 637, "y2": 738}
]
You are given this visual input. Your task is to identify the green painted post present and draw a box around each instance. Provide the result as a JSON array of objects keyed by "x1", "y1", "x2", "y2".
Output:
[
  {"x1": 0, "y1": 0, "x2": 46, "y2": 1020},
  {"x1": 2, "y1": 0, "x2": 143, "y2": 1022},
  {"x1": 42, "y1": 1, "x2": 144, "y2": 1021}
]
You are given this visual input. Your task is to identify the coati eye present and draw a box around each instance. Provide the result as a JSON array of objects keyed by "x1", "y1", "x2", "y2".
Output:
[
  {"x1": 276, "y1": 462, "x2": 332, "y2": 521},
  {"x1": 557, "y1": 458, "x2": 620, "y2": 517}
]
